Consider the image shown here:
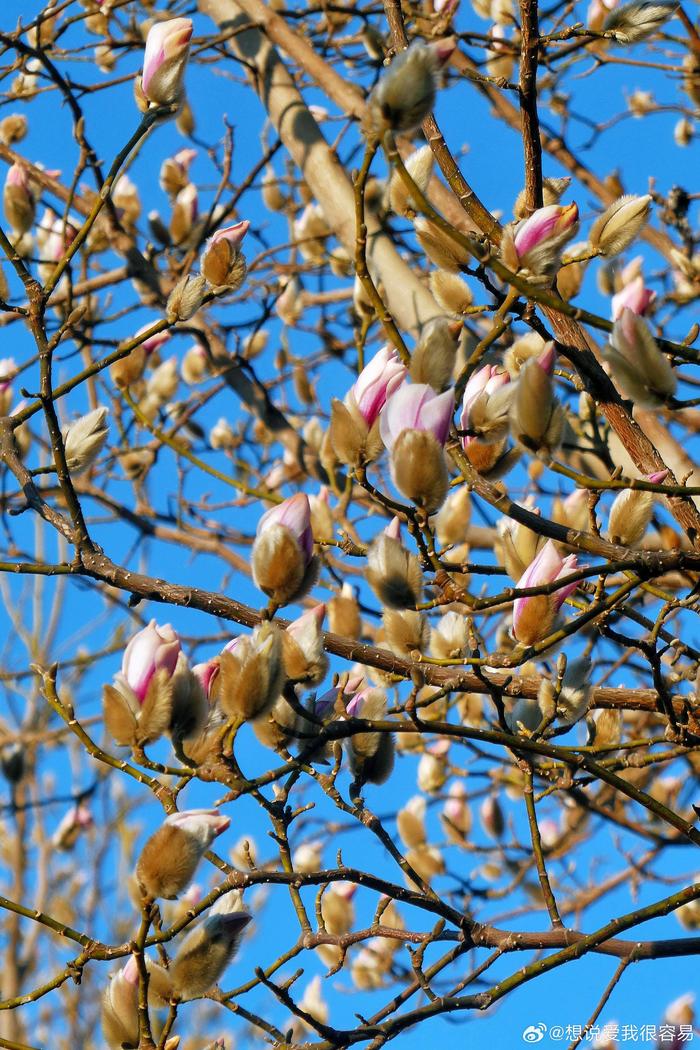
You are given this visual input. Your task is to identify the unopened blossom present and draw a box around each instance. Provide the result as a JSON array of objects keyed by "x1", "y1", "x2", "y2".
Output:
[
  {"x1": 210, "y1": 417, "x2": 236, "y2": 450},
  {"x1": 166, "y1": 273, "x2": 207, "y2": 322},
  {"x1": 588, "y1": 194, "x2": 651, "y2": 257},
  {"x1": 429, "y1": 270, "x2": 473, "y2": 315},
  {"x1": 213, "y1": 623, "x2": 284, "y2": 722},
  {"x1": 433, "y1": 484, "x2": 471, "y2": 546},
  {"x1": 160, "y1": 147, "x2": 197, "y2": 197},
  {"x1": 510, "y1": 343, "x2": 564, "y2": 455},
  {"x1": 512, "y1": 540, "x2": 579, "y2": 646},
  {"x1": 366, "y1": 516, "x2": 423, "y2": 609},
  {"x1": 3, "y1": 163, "x2": 35, "y2": 234},
  {"x1": 417, "y1": 738, "x2": 450, "y2": 793},
  {"x1": 610, "y1": 273, "x2": 655, "y2": 318},
  {"x1": 170, "y1": 182, "x2": 198, "y2": 244},
  {"x1": 345, "y1": 688, "x2": 394, "y2": 785},
  {"x1": 52, "y1": 802, "x2": 94, "y2": 851},
  {"x1": 505, "y1": 203, "x2": 579, "y2": 277},
  {"x1": 329, "y1": 346, "x2": 407, "y2": 466},
  {"x1": 103, "y1": 621, "x2": 181, "y2": 747},
  {"x1": 397, "y1": 795, "x2": 427, "y2": 849},
  {"x1": 607, "y1": 470, "x2": 668, "y2": 545},
  {"x1": 430, "y1": 610, "x2": 468, "y2": 659},
  {"x1": 252, "y1": 493, "x2": 318, "y2": 605},
  {"x1": 496, "y1": 508, "x2": 546, "y2": 580},
  {"x1": 389, "y1": 144, "x2": 434, "y2": 217},
  {"x1": 514, "y1": 177, "x2": 571, "y2": 220},
  {"x1": 136, "y1": 809, "x2": 231, "y2": 899},
  {"x1": 0, "y1": 114, "x2": 27, "y2": 147},
  {"x1": 200, "y1": 220, "x2": 249, "y2": 291},
  {"x1": 0, "y1": 357, "x2": 16, "y2": 414},
  {"x1": 441, "y1": 781, "x2": 472, "y2": 842},
  {"x1": 292, "y1": 840, "x2": 323, "y2": 873},
  {"x1": 141, "y1": 17, "x2": 193, "y2": 106},
  {"x1": 171, "y1": 910, "x2": 251, "y2": 998},
  {"x1": 604, "y1": 0, "x2": 678, "y2": 42},
  {"x1": 62, "y1": 406, "x2": 109, "y2": 475},
  {"x1": 460, "y1": 364, "x2": 512, "y2": 445},
  {"x1": 604, "y1": 308, "x2": 676, "y2": 405},
  {"x1": 380, "y1": 382, "x2": 454, "y2": 513},
  {"x1": 480, "y1": 795, "x2": 505, "y2": 839},
  {"x1": 366, "y1": 39, "x2": 455, "y2": 135},
  {"x1": 410, "y1": 318, "x2": 461, "y2": 392},
  {"x1": 283, "y1": 604, "x2": 328, "y2": 684}
]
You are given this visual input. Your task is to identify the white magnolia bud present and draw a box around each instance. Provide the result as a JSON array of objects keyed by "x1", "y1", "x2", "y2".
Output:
[
  {"x1": 62, "y1": 407, "x2": 109, "y2": 475},
  {"x1": 588, "y1": 194, "x2": 652, "y2": 257}
]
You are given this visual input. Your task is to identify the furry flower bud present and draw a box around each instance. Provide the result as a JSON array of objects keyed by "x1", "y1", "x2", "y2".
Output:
[
  {"x1": 607, "y1": 470, "x2": 668, "y2": 545},
  {"x1": 510, "y1": 344, "x2": 564, "y2": 455},
  {"x1": 508, "y1": 203, "x2": 579, "y2": 277},
  {"x1": 3, "y1": 163, "x2": 35, "y2": 234},
  {"x1": 103, "y1": 621, "x2": 181, "y2": 748},
  {"x1": 252, "y1": 493, "x2": 318, "y2": 605},
  {"x1": 410, "y1": 317, "x2": 460, "y2": 391},
  {"x1": 366, "y1": 40, "x2": 454, "y2": 135},
  {"x1": 122, "y1": 621, "x2": 181, "y2": 703},
  {"x1": 171, "y1": 910, "x2": 251, "y2": 998},
  {"x1": 330, "y1": 346, "x2": 407, "y2": 466},
  {"x1": 604, "y1": 308, "x2": 676, "y2": 406},
  {"x1": 136, "y1": 809, "x2": 231, "y2": 899},
  {"x1": 62, "y1": 406, "x2": 109, "y2": 475},
  {"x1": 604, "y1": 0, "x2": 678, "y2": 42},
  {"x1": 165, "y1": 272, "x2": 207, "y2": 322},
  {"x1": 512, "y1": 540, "x2": 579, "y2": 645},
  {"x1": 200, "y1": 221, "x2": 249, "y2": 291},
  {"x1": 141, "y1": 17, "x2": 193, "y2": 106},
  {"x1": 283, "y1": 605, "x2": 328, "y2": 685},
  {"x1": 366, "y1": 516, "x2": 423, "y2": 609},
  {"x1": 610, "y1": 273, "x2": 654, "y2": 318},
  {"x1": 589, "y1": 194, "x2": 651, "y2": 257},
  {"x1": 214, "y1": 623, "x2": 285, "y2": 722},
  {"x1": 345, "y1": 688, "x2": 395, "y2": 786},
  {"x1": 460, "y1": 364, "x2": 512, "y2": 445},
  {"x1": 380, "y1": 383, "x2": 453, "y2": 512}
]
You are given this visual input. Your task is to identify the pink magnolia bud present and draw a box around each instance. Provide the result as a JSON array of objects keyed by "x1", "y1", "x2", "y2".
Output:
[
  {"x1": 512, "y1": 540, "x2": 579, "y2": 646},
  {"x1": 257, "y1": 493, "x2": 314, "y2": 564},
  {"x1": 3, "y1": 163, "x2": 35, "y2": 234},
  {"x1": 350, "y1": 346, "x2": 408, "y2": 426},
  {"x1": 200, "y1": 220, "x2": 249, "y2": 291},
  {"x1": 192, "y1": 659, "x2": 218, "y2": 699},
  {"x1": 283, "y1": 604, "x2": 327, "y2": 684},
  {"x1": 136, "y1": 808, "x2": 230, "y2": 900},
  {"x1": 380, "y1": 382, "x2": 454, "y2": 451},
  {"x1": 252, "y1": 494, "x2": 317, "y2": 606},
  {"x1": 460, "y1": 364, "x2": 511, "y2": 445},
  {"x1": 142, "y1": 18, "x2": 193, "y2": 106},
  {"x1": 52, "y1": 801, "x2": 94, "y2": 850},
  {"x1": 610, "y1": 274, "x2": 655, "y2": 319},
  {"x1": 122, "y1": 620, "x2": 181, "y2": 703},
  {"x1": 135, "y1": 322, "x2": 171, "y2": 356},
  {"x1": 512, "y1": 203, "x2": 579, "y2": 275}
]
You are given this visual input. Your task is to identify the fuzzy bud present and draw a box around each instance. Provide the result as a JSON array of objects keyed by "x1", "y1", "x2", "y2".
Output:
[
  {"x1": 366, "y1": 517, "x2": 423, "y2": 609},
  {"x1": 214, "y1": 623, "x2": 285, "y2": 722},
  {"x1": 383, "y1": 608, "x2": 429, "y2": 658},
  {"x1": 200, "y1": 221, "x2": 249, "y2": 292},
  {"x1": 607, "y1": 470, "x2": 667, "y2": 545},
  {"x1": 136, "y1": 809, "x2": 231, "y2": 899},
  {"x1": 171, "y1": 911, "x2": 251, "y2": 998},
  {"x1": 510, "y1": 345, "x2": 564, "y2": 455},
  {"x1": 3, "y1": 163, "x2": 35, "y2": 234},
  {"x1": 62, "y1": 406, "x2": 109, "y2": 475},
  {"x1": 165, "y1": 273, "x2": 207, "y2": 322},
  {"x1": 507, "y1": 203, "x2": 579, "y2": 277},
  {"x1": 512, "y1": 540, "x2": 579, "y2": 646},
  {"x1": 283, "y1": 605, "x2": 328, "y2": 685},
  {"x1": 604, "y1": 308, "x2": 676, "y2": 406},
  {"x1": 588, "y1": 194, "x2": 652, "y2": 257},
  {"x1": 388, "y1": 145, "x2": 434, "y2": 216},
  {"x1": 414, "y1": 216, "x2": 472, "y2": 272},
  {"x1": 251, "y1": 493, "x2": 318, "y2": 605},
  {"x1": 603, "y1": 0, "x2": 678, "y2": 42},
  {"x1": 429, "y1": 270, "x2": 473, "y2": 315},
  {"x1": 410, "y1": 317, "x2": 460, "y2": 391},
  {"x1": 141, "y1": 17, "x2": 193, "y2": 106},
  {"x1": 397, "y1": 795, "x2": 427, "y2": 848},
  {"x1": 345, "y1": 688, "x2": 395, "y2": 786},
  {"x1": 366, "y1": 40, "x2": 454, "y2": 135}
]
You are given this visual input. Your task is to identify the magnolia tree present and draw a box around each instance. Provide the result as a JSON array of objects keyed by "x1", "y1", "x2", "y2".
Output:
[{"x1": 1, "y1": 0, "x2": 700, "y2": 1047}]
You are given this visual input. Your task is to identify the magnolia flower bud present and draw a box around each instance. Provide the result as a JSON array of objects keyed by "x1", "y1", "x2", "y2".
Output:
[
  {"x1": 514, "y1": 177, "x2": 571, "y2": 219},
  {"x1": 380, "y1": 383, "x2": 453, "y2": 513},
  {"x1": 611, "y1": 273, "x2": 654, "y2": 318},
  {"x1": 345, "y1": 688, "x2": 395, "y2": 786},
  {"x1": 593, "y1": 707, "x2": 622, "y2": 748},
  {"x1": 214, "y1": 623, "x2": 285, "y2": 722},
  {"x1": 309, "y1": 485, "x2": 333, "y2": 543},
  {"x1": 329, "y1": 346, "x2": 406, "y2": 466},
  {"x1": 366, "y1": 517, "x2": 423, "y2": 609},
  {"x1": 295, "y1": 975, "x2": 329, "y2": 1035},
  {"x1": 146, "y1": 357, "x2": 179, "y2": 405},
  {"x1": 170, "y1": 182, "x2": 198, "y2": 244},
  {"x1": 441, "y1": 781, "x2": 472, "y2": 842},
  {"x1": 512, "y1": 540, "x2": 578, "y2": 646},
  {"x1": 588, "y1": 194, "x2": 651, "y2": 257},
  {"x1": 171, "y1": 911, "x2": 251, "y2": 998},
  {"x1": 604, "y1": 308, "x2": 676, "y2": 406},
  {"x1": 405, "y1": 844, "x2": 445, "y2": 886},
  {"x1": 160, "y1": 148, "x2": 197, "y2": 197},
  {"x1": 136, "y1": 809, "x2": 230, "y2": 899},
  {"x1": 510, "y1": 345, "x2": 564, "y2": 455},
  {"x1": 557, "y1": 656, "x2": 592, "y2": 725},
  {"x1": 103, "y1": 621, "x2": 181, "y2": 748},
  {"x1": 429, "y1": 270, "x2": 473, "y2": 315},
  {"x1": 430, "y1": 610, "x2": 468, "y2": 659},
  {"x1": 506, "y1": 696, "x2": 544, "y2": 734},
  {"x1": 505, "y1": 203, "x2": 579, "y2": 277},
  {"x1": 415, "y1": 216, "x2": 472, "y2": 272},
  {"x1": 210, "y1": 417, "x2": 236, "y2": 450},
  {"x1": 417, "y1": 739, "x2": 450, "y2": 793},
  {"x1": 496, "y1": 511, "x2": 546, "y2": 580},
  {"x1": 292, "y1": 840, "x2": 323, "y2": 873},
  {"x1": 397, "y1": 795, "x2": 427, "y2": 848},
  {"x1": 552, "y1": 488, "x2": 590, "y2": 533},
  {"x1": 51, "y1": 802, "x2": 93, "y2": 851},
  {"x1": 181, "y1": 344, "x2": 209, "y2": 385},
  {"x1": 460, "y1": 364, "x2": 512, "y2": 445},
  {"x1": 604, "y1": 0, "x2": 678, "y2": 42},
  {"x1": 3, "y1": 164, "x2": 35, "y2": 234},
  {"x1": 102, "y1": 956, "x2": 172, "y2": 1049},
  {"x1": 321, "y1": 882, "x2": 356, "y2": 935},
  {"x1": 283, "y1": 605, "x2": 328, "y2": 684},
  {"x1": 410, "y1": 317, "x2": 460, "y2": 391},
  {"x1": 383, "y1": 608, "x2": 429, "y2": 658},
  {"x1": 674, "y1": 117, "x2": 694, "y2": 147},
  {"x1": 328, "y1": 583, "x2": 361, "y2": 638},
  {"x1": 168, "y1": 652, "x2": 209, "y2": 745},
  {"x1": 165, "y1": 272, "x2": 207, "y2": 322},
  {"x1": 262, "y1": 166, "x2": 286, "y2": 211},
  {"x1": 251, "y1": 493, "x2": 318, "y2": 605},
  {"x1": 480, "y1": 795, "x2": 505, "y2": 839},
  {"x1": 201, "y1": 221, "x2": 249, "y2": 291},
  {"x1": 433, "y1": 484, "x2": 471, "y2": 546},
  {"x1": 367, "y1": 40, "x2": 454, "y2": 134},
  {"x1": 0, "y1": 114, "x2": 28, "y2": 146},
  {"x1": 607, "y1": 470, "x2": 668, "y2": 545},
  {"x1": 62, "y1": 406, "x2": 108, "y2": 475},
  {"x1": 141, "y1": 17, "x2": 193, "y2": 106},
  {"x1": 0, "y1": 743, "x2": 24, "y2": 784},
  {"x1": 388, "y1": 145, "x2": 434, "y2": 216}
]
